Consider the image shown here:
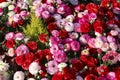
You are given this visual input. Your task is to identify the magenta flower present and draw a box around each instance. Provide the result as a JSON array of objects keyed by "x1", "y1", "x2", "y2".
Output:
[
  {"x1": 15, "y1": 44, "x2": 29, "y2": 56},
  {"x1": 70, "y1": 40, "x2": 80, "y2": 52},
  {"x1": 53, "y1": 50, "x2": 66, "y2": 62},
  {"x1": 5, "y1": 32, "x2": 15, "y2": 40},
  {"x1": 0, "y1": 8, "x2": 3, "y2": 16},
  {"x1": 51, "y1": 30, "x2": 59, "y2": 37},
  {"x1": 102, "y1": 51, "x2": 119, "y2": 64},
  {"x1": 47, "y1": 60, "x2": 58, "y2": 75},
  {"x1": 50, "y1": 44, "x2": 59, "y2": 54}
]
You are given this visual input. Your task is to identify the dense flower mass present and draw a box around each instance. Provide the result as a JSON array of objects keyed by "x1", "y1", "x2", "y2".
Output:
[{"x1": 0, "y1": 0, "x2": 120, "y2": 80}]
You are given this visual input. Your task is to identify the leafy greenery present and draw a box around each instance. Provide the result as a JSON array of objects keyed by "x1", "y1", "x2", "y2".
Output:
[{"x1": 22, "y1": 13, "x2": 48, "y2": 42}]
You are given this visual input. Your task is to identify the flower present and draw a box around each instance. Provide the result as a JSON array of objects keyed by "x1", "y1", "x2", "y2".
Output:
[
  {"x1": 0, "y1": 72, "x2": 9, "y2": 80},
  {"x1": 70, "y1": 40, "x2": 80, "y2": 52},
  {"x1": 102, "y1": 51, "x2": 119, "y2": 64},
  {"x1": 53, "y1": 50, "x2": 66, "y2": 62},
  {"x1": 0, "y1": 61, "x2": 9, "y2": 72},
  {"x1": 80, "y1": 22, "x2": 91, "y2": 33},
  {"x1": 59, "y1": 30, "x2": 68, "y2": 38},
  {"x1": 41, "y1": 11, "x2": 50, "y2": 19},
  {"x1": 5, "y1": 40, "x2": 15, "y2": 48},
  {"x1": 27, "y1": 41, "x2": 38, "y2": 51},
  {"x1": 39, "y1": 33, "x2": 48, "y2": 43},
  {"x1": 69, "y1": 0, "x2": 78, "y2": 5},
  {"x1": 41, "y1": 78, "x2": 48, "y2": 80},
  {"x1": 79, "y1": 34, "x2": 91, "y2": 44},
  {"x1": 97, "y1": 65, "x2": 109, "y2": 76},
  {"x1": 13, "y1": 71, "x2": 25, "y2": 80},
  {"x1": 28, "y1": 78, "x2": 35, "y2": 80},
  {"x1": 58, "y1": 62, "x2": 67, "y2": 71},
  {"x1": 52, "y1": 72, "x2": 64, "y2": 80},
  {"x1": 5, "y1": 32, "x2": 15, "y2": 40},
  {"x1": 15, "y1": 32, "x2": 24, "y2": 41},
  {"x1": 15, "y1": 44, "x2": 29, "y2": 56},
  {"x1": 46, "y1": 60, "x2": 58, "y2": 75},
  {"x1": 7, "y1": 48, "x2": 15, "y2": 57},
  {"x1": 0, "y1": 8, "x2": 3, "y2": 16},
  {"x1": 84, "y1": 74, "x2": 98, "y2": 80},
  {"x1": 29, "y1": 61, "x2": 41, "y2": 75},
  {"x1": 64, "y1": 22, "x2": 74, "y2": 32}
]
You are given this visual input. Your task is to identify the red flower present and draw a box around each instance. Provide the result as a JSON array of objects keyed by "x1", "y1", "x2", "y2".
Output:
[
  {"x1": 62, "y1": 67, "x2": 76, "y2": 80},
  {"x1": 45, "y1": 16, "x2": 55, "y2": 25},
  {"x1": 79, "y1": 4, "x2": 85, "y2": 11},
  {"x1": 12, "y1": 22, "x2": 18, "y2": 28},
  {"x1": 15, "y1": 55, "x2": 25, "y2": 66},
  {"x1": 18, "y1": 19, "x2": 24, "y2": 26},
  {"x1": 93, "y1": 20, "x2": 104, "y2": 34},
  {"x1": 97, "y1": 65, "x2": 109, "y2": 76},
  {"x1": 34, "y1": 50, "x2": 44, "y2": 60},
  {"x1": 52, "y1": 72, "x2": 64, "y2": 80},
  {"x1": 43, "y1": 49, "x2": 52, "y2": 60},
  {"x1": 0, "y1": 0, "x2": 6, "y2": 3},
  {"x1": 47, "y1": 22, "x2": 58, "y2": 32},
  {"x1": 84, "y1": 74, "x2": 98, "y2": 80},
  {"x1": 39, "y1": 33, "x2": 48, "y2": 43},
  {"x1": 27, "y1": 41, "x2": 38, "y2": 51},
  {"x1": 101, "y1": 0, "x2": 111, "y2": 9},
  {"x1": 5, "y1": 40, "x2": 15, "y2": 48},
  {"x1": 86, "y1": 3, "x2": 99, "y2": 13},
  {"x1": 114, "y1": 67, "x2": 120, "y2": 80},
  {"x1": 70, "y1": 59, "x2": 85, "y2": 72},
  {"x1": 80, "y1": 22, "x2": 91, "y2": 33},
  {"x1": 106, "y1": 10, "x2": 114, "y2": 19},
  {"x1": 59, "y1": 30, "x2": 68, "y2": 38}
]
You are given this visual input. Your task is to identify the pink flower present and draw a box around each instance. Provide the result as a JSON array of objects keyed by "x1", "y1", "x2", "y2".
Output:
[
  {"x1": 35, "y1": 7, "x2": 43, "y2": 17},
  {"x1": 41, "y1": 78, "x2": 48, "y2": 80},
  {"x1": 47, "y1": 5, "x2": 55, "y2": 13},
  {"x1": 51, "y1": 30, "x2": 59, "y2": 37},
  {"x1": 106, "y1": 72, "x2": 116, "y2": 80},
  {"x1": 0, "y1": 8, "x2": 3, "y2": 16},
  {"x1": 70, "y1": 40, "x2": 80, "y2": 52},
  {"x1": 88, "y1": 13, "x2": 97, "y2": 21},
  {"x1": 15, "y1": 32, "x2": 24, "y2": 41},
  {"x1": 13, "y1": 71, "x2": 25, "y2": 80},
  {"x1": 41, "y1": 11, "x2": 50, "y2": 19},
  {"x1": 107, "y1": 36, "x2": 116, "y2": 43},
  {"x1": 5, "y1": 32, "x2": 15, "y2": 40},
  {"x1": 88, "y1": 38, "x2": 96, "y2": 48},
  {"x1": 20, "y1": 11, "x2": 30, "y2": 19},
  {"x1": 13, "y1": 14, "x2": 22, "y2": 22},
  {"x1": 15, "y1": 44, "x2": 29, "y2": 56},
  {"x1": 50, "y1": 44, "x2": 59, "y2": 54},
  {"x1": 79, "y1": 34, "x2": 91, "y2": 44},
  {"x1": 109, "y1": 42, "x2": 118, "y2": 51},
  {"x1": 53, "y1": 50, "x2": 66, "y2": 62},
  {"x1": 102, "y1": 51, "x2": 119, "y2": 64},
  {"x1": 64, "y1": 22, "x2": 74, "y2": 32},
  {"x1": 47, "y1": 60, "x2": 58, "y2": 75}
]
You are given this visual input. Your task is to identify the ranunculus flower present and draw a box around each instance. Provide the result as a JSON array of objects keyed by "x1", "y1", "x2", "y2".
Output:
[
  {"x1": 47, "y1": 22, "x2": 58, "y2": 32},
  {"x1": 39, "y1": 33, "x2": 48, "y2": 43},
  {"x1": 0, "y1": 8, "x2": 3, "y2": 16},
  {"x1": 29, "y1": 61, "x2": 41, "y2": 75},
  {"x1": 27, "y1": 41, "x2": 38, "y2": 51},
  {"x1": 41, "y1": 10, "x2": 50, "y2": 19},
  {"x1": 47, "y1": 60, "x2": 58, "y2": 75},
  {"x1": 15, "y1": 44, "x2": 29, "y2": 56},
  {"x1": 13, "y1": 71, "x2": 25, "y2": 80},
  {"x1": 5, "y1": 32, "x2": 15, "y2": 40},
  {"x1": 86, "y1": 3, "x2": 99, "y2": 13},
  {"x1": 84, "y1": 74, "x2": 98, "y2": 80},
  {"x1": 59, "y1": 29, "x2": 68, "y2": 38},
  {"x1": 79, "y1": 34, "x2": 91, "y2": 44},
  {"x1": 64, "y1": 22, "x2": 74, "y2": 32},
  {"x1": 80, "y1": 22, "x2": 91, "y2": 33},
  {"x1": 70, "y1": 40, "x2": 80, "y2": 52},
  {"x1": 5, "y1": 40, "x2": 15, "y2": 48},
  {"x1": 15, "y1": 32, "x2": 24, "y2": 41},
  {"x1": 0, "y1": 61, "x2": 9, "y2": 72},
  {"x1": 7, "y1": 48, "x2": 15, "y2": 57},
  {"x1": 53, "y1": 50, "x2": 66, "y2": 62}
]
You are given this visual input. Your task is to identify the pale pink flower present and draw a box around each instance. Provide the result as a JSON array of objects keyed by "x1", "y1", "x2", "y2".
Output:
[
  {"x1": 46, "y1": 60, "x2": 58, "y2": 75},
  {"x1": 15, "y1": 32, "x2": 24, "y2": 41},
  {"x1": 79, "y1": 34, "x2": 91, "y2": 44},
  {"x1": 88, "y1": 38, "x2": 96, "y2": 48},
  {"x1": 5, "y1": 32, "x2": 15, "y2": 40},
  {"x1": 41, "y1": 11, "x2": 50, "y2": 19},
  {"x1": 102, "y1": 51, "x2": 119, "y2": 64},
  {"x1": 13, "y1": 71, "x2": 24, "y2": 80},
  {"x1": 101, "y1": 43, "x2": 109, "y2": 52},
  {"x1": 109, "y1": 42, "x2": 118, "y2": 51},
  {"x1": 64, "y1": 22, "x2": 74, "y2": 32}
]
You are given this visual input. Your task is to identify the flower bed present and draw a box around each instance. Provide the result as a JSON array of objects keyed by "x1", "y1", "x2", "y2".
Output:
[{"x1": 0, "y1": 0, "x2": 120, "y2": 80}]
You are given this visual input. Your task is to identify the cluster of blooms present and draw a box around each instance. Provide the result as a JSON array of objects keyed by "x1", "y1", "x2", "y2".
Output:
[
  {"x1": 1, "y1": 0, "x2": 120, "y2": 80},
  {"x1": 0, "y1": 0, "x2": 30, "y2": 28}
]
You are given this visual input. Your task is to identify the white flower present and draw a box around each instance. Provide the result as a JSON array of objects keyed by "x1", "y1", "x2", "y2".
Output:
[
  {"x1": 7, "y1": 11, "x2": 15, "y2": 17},
  {"x1": 0, "y1": 61, "x2": 9, "y2": 72},
  {"x1": 27, "y1": 78, "x2": 35, "y2": 80},
  {"x1": 110, "y1": 30, "x2": 118, "y2": 36},
  {"x1": 13, "y1": 71, "x2": 25, "y2": 80},
  {"x1": 101, "y1": 43, "x2": 109, "y2": 52},
  {"x1": 7, "y1": 48, "x2": 15, "y2": 57},
  {"x1": 53, "y1": 14, "x2": 62, "y2": 21},
  {"x1": 58, "y1": 62, "x2": 67, "y2": 71},
  {"x1": 0, "y1": 72, "x2": 9, "y2": 80},
  {"x1": 0, "y1": 2, "x2": 10, "y2": 8},
  {"x1": 29, "y1": 62, "x2": 41, "y2": 75},
  {"x1": 69, "y1": 32, "x2": 79, "y2": 39},
  {"x1": 66, "y1": 15, "x2": 75, "y2": 22},
  {"x1": 95, "y1": 38, "x2": 103, "y2": 48},
  {"x1": 8, "y1": 5, "x2": 15, "y2": 10},
  {"x1": 81, "y1": 49, "x2": 89, "y2": 56},
  {"x1": 64, "y1": 22, "x2": 74, "y2": 32}
]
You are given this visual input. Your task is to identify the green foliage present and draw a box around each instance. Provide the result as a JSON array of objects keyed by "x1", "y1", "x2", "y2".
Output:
[{"x1": 22, "y1": 13, "x2": 48, "y2": 42}]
